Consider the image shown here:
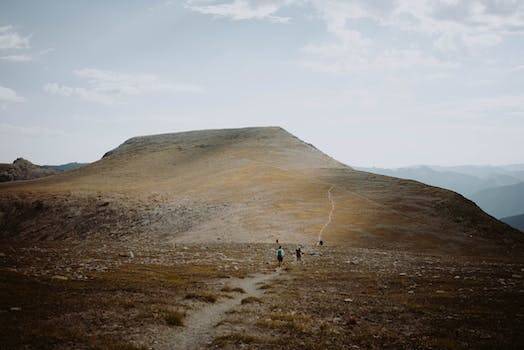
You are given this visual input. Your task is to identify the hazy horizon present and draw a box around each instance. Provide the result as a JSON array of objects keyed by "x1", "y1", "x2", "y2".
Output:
[{"x1": 1, "y1": 1, "x2": 523, "y2": 167}]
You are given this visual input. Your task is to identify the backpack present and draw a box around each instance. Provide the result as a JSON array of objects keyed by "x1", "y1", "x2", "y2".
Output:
[{"x1": 277, "y1": 249, "x2": 283, "y2": 258}]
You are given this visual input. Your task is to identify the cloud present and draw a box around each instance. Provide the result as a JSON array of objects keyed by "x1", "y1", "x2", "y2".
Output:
[
  {"x1": 186, "y1": 1, "x2": 522, "y2": 73},
  {"x1": 511, "y1": 64, "x2": 524, "y2": 72},
  {"x1": 300, "y1": 47, "x2": 455, "y2": 73},
  {"x1": 0, "y1": 48, "x2": 54, "y2": 63},
  {"x1": 0, "y1": 54, "x2": 32, "y2": 62},
  {"x1": 185, "y1": 0, "x2": 293, "y2": 23},
  {"x1": 328, "y1": 0, "x2": 524, "y2": 46},
  {"x1": 185, "y1": 1, "x2": 524, "y2": 49},
  {"x1": 456, "y1": 95, "x2": 524, "y2": 119},
  {"x1": 299, "y1": 1, "x2": 455, "y2": 73},
  {"x1": 0, "y1": 25, "x2": 30, "y2": 49},
  {"x1": 43, "y1": 83, "x2": 114, "y2": 104},
  {"x1": 393, "y1": 0, "x2": 524, "y2": 51},
  {"x1": 0, "y1": 123, "x2": 65, "y2": 137},
  {"x1": 0, "y1": 85, "x2": 25, "y2": 103},
  {"x1": 424, "y1": 94, "x2": 524, "y2": 125},
  {"x1": 298, "y1": 0, "x2": 524, "y2": 74},
  {"x1": 44, "y1": 68, "x2": 203, "y2": 104}
]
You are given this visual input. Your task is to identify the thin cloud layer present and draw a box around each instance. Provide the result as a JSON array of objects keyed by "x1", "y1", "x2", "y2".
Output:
[
  {"x1": 0, "y1": 54, "x2": 33, "y2": 62},
  {"x1": 186, "y1": 0, "x2": 293, "y2": 23},
  {"x1": 0, "y1": 85, "x2": 25, "y2": 104},
  {"x1": 0, "y1": 25, "x2": 30, "y2": 49},
  {"x1": 186, "y1": 0, "x2": 524, "y2": 73},
  {"x1": 44, "y1": 68, "x2": 204, "y2": 104},
  {"x1": 0, "y1": 25, "x2": 40, "y2": 63}
]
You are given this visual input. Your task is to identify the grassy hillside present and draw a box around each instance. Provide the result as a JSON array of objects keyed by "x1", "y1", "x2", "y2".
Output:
[{"x1": 0, "y1": 127, "x2": 521, "y2": 254}]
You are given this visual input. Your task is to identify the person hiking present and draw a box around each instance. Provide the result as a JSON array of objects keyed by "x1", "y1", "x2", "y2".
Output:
[
  {"x1": 276, "y1": 246, "x2": 285, "y2": 267},
  {"x1": 295, "y1": 246, "x2": 302, "y2": 262}
]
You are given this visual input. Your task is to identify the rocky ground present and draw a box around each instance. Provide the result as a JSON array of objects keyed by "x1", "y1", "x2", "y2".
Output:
[{"x1": 1, "y1": 240, "x2": 523, "y2": 349}]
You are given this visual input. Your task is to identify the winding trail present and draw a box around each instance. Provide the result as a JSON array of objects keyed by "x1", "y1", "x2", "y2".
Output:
[
  {"x1": 162, "y1": 271, "x2": 279, "y2": 350},
  {"x1": 318, "y1": 185, "x2": 335, "y2": 242}
]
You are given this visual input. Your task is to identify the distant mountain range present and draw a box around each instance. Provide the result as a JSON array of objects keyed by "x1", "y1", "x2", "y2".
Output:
[
  {"x1": 357, "y1": 164, "x2": 524, "y2": 224},
  {"x1": 501, "y1": 214, "x2": 524, "y2": 232},
  {"x1": 469, "y1": 182, "x2": 524, "y2": 218},
  {"x1": 356, "y1": 165, "x2": 524, "y2": 197},
  {"x1": 43, "y1": 162, "x2": 87, "y2": 172}
]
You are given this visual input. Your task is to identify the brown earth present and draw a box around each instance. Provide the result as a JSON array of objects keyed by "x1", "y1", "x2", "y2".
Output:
[{"x1": 1, "y1": 242, "x2": 523, "y2": 350}]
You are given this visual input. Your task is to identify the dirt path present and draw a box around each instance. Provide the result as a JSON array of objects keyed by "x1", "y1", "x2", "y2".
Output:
[
  {"x1": 161, "y1": 271, "x2": 280, "y2": 350},
  {"x1": 318, "y1": 185, "x2": 335, "y2": 242}
]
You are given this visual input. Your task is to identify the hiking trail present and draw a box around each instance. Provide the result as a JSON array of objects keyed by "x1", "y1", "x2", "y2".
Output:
[
  {"x1": 162, "y1": 271, "x2": 280, "y2": 350},
  {"x1": 318, "y1": 185, "x2": 335, "y2": 242}
]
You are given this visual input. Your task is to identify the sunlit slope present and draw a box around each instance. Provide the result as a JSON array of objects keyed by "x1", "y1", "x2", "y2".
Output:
[{"x1": 0, "y1": 127, "x2": 521, "y2": 254}]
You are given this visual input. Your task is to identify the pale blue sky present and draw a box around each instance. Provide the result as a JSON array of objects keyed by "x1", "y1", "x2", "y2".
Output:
[{"x1": 0, "y1": 0, "x2": 523, "y2": 167}]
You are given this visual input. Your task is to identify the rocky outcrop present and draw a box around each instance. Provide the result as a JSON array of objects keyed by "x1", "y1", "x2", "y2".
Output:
[
  {"x1": 0, "y1": 158, "x2": 59, "y2": 182},
  {"x1": 0, "y1": 158, "x2": 87, "y2": 182}
]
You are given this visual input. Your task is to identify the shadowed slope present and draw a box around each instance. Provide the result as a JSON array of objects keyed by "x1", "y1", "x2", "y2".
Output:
[{"x1": 0, "y1": 127, "x2": 521, "y2": 254}]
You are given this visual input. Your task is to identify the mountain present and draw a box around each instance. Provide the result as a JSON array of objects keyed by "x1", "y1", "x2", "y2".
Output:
[
  {"x1": 0, "y1": 127, "x2": 521, "y2": 254},
  {"x1": 469, "y1": 182, "x2": 524, "y2": 218},
  {"x1": 501, "y1": 213, "x2": 524, "y2": 231},
  {"x1": 0, "y1": 158, "x2": 60, "y2": 182},
  {"x1": 356, "y1": 165, "x2": 524, "y2": 196},
  {"x1": 433, "y1": 164, "x2": 524, "y2": 182},
  {"x1": 43, "y1": 162, "x2": 87, "y2": 172},
  {"x1": 0, "y1": 158, "x2": 88, "y2": 183}
]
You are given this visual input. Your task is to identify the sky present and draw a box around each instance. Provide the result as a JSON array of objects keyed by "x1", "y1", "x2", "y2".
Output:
[{"x1": 0, "y1": 0, "x2": 523, "y2": 168}]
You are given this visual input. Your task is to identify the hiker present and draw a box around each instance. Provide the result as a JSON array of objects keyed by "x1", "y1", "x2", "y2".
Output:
[
  {"x1": 276, "y1": 246, "x2": 285, "y2": 267},
  {"x1": 319, "y1": 240, "x2": 324, "y2": 246},
  {"x1": 295, "y1": 246, "x2": 302, "y2": 262}
]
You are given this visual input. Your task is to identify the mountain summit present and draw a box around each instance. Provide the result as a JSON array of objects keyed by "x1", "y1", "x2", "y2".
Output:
[{"x1": 0, "y1": 127, "x2": 521, "y2": 254}]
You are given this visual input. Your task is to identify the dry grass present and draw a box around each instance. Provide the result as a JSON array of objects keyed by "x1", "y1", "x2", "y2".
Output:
[
  {"x1": 2, "y1": 241, "x2": 523, "y2": 350},
  {"x1": 221, "y1": 286, "x2": 245, "y2": 293},
  {"x1": 256, "y1": 312, "x2": 313, "y2": 334},
  {"x1": 0, "y1": 248, "x2": 227, "y2": 350},
  {"x1": 93, "y1": 341, "x2": 149, "y2": 350},
  {"x1": 2, "y1": 127, "x2": 520, "y2": 255},
  {"x1": 213, "y1": 333, "x2": 259, "y2": 347},
  {"x1": 257, "y1": 283, "x2": 272, "y2": 290},
  {"x1": 185, "y1": 292, "x2": 218, "y2": 303},
  {"x1": 241, "y1": 296, "x2": 262, "y2": 304},
  {"x1": 221, "y1": 246, "x2": 524, "y2": 350},
  {"x1": 163, "y1": 310, "x2": 185, "y2": 326}
]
